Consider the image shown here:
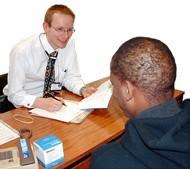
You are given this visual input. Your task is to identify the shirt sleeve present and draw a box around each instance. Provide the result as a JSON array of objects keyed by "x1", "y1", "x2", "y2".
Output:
[
  {"x1": 61, "y1": 40, "x2": 85, "y2": 95},
  {"x1": 6, "y1": 46, "x2": 37, "y2": 108}
]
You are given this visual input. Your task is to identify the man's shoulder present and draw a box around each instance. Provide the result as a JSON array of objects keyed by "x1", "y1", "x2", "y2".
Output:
[
  {"x1": 181, "y1": 99, "x2": 190, "y2": 109},
  {"x1": 11, "y1": 34, "x2": 39, "y2": 54},
  {"x1": 91, "y1": 142, "x2": 122, "y2": 169},
  {"x1": 90, "y1": 142, "x2": 146, "y2": 169}
]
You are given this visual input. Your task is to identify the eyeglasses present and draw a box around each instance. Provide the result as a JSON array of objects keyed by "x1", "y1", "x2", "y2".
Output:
[{"x1": 51, "y1": 26, "x2": 75, "y2": 34}]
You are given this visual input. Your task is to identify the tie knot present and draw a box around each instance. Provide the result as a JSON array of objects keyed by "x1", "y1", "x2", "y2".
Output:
[
  {"x1": 45, "y1": 51, "x2": 58, "y2": 59},
  {"x1": 50, "y1": 51, "x2": 58, "y2": 58}
]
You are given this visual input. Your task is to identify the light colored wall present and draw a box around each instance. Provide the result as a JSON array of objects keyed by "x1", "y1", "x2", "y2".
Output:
[{"x1": 0, "y1": 0, "x2": 189, "y2": 98}]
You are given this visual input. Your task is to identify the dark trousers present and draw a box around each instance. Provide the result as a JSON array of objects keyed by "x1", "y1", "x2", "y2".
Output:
[{"x1": 0, "y1": 96, "x2": 15, "y2": 113}]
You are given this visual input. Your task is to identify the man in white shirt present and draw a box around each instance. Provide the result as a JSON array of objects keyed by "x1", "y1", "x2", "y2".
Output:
[{"x1": 3, "y1": 4, "x2": 96, "y2": 112}]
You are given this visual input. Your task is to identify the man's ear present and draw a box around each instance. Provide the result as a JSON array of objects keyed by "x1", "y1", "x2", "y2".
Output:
[
  {"x1": 43, "y1": 22, "x2": 48, "y2": 32},
  {"x1": 123, "y1": 85, "x2": 129, "y2": 95},
  {"x1": 121, "y1": 80, "x2": 133, "y2": 101}
]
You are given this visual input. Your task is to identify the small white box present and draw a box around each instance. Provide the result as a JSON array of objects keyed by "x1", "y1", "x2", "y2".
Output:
[{"x1": 33, "y1": 135, "x2": 64, "y2": 169}]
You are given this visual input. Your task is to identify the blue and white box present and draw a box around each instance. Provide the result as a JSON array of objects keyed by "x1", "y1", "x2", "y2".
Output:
[{"x1": 33, "y1": 135, "x2": 64, "y2": 169}]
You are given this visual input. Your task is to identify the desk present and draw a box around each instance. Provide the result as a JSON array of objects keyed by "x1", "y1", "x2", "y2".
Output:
[{"x1": 0, "y1": 77, "x2": 184, "y2": 169}]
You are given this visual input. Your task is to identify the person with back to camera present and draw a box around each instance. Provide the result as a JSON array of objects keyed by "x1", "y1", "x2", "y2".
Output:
[
  {"x1": 3, "y1": 4, "x2": 96, "y2": 112},
  {"x1": 90, "y1": 37, "x2": 190, "y2": 169}
]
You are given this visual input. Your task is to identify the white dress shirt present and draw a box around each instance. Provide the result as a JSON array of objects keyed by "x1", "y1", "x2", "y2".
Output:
[{"x1": 3, "y1": 34, "x2": 85, "y2": 108}]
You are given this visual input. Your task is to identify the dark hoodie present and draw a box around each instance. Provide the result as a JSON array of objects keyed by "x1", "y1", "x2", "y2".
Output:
[{"x1": 90, "y1": 99, "x2": 190, "y2": 169}]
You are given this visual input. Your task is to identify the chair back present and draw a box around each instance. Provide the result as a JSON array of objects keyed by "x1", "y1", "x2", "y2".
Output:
[
  {"x1": 0, "y1": 73, "x2": 8, "y2": 95},
  {"x1": 0, "y1": 73, "x2": 11, "y2": 113}
]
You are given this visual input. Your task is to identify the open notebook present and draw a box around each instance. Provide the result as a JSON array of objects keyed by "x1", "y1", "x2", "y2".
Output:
[{"x1": 30, "y1": 80, "x2": 112, "y2": 123}]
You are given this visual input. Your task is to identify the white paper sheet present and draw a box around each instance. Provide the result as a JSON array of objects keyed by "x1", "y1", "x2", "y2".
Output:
[
  {"x1": 0, "y1": 120, "x2": 19, "y2": 145},
  {"x1": 30, "y1": 100, "x2": 93, "y2": 123},
  {"x1": 78, "y1": 80, "x2": 112, "y2": 109}
]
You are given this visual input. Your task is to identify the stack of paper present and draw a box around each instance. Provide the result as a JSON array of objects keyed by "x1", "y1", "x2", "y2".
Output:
[
  {"x1": 30, "y1": 80, "x2": 112, "y2": 123},
  {"x1": 0, "y1": 120, "x2": 19, "y2": 145}
]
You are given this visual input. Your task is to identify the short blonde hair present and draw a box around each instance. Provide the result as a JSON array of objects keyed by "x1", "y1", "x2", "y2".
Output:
[{"x1": 44, "y1": 4, "x2": 75, "y2": 26}]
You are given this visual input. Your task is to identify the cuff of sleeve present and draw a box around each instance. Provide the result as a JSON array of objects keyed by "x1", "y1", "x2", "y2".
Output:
[
  {"x1": 79, "y1": 86, "x2": 86, "y2": 96},
  {"x1": 73, "y1": 84, "x2": 86, "y2": 96},
  {"x1": 22, "y1": 95, "x2": 37, "y2": 108}
]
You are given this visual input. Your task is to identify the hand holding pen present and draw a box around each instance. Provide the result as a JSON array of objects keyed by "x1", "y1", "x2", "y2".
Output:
[
  {"x1": 32, "y1": 95, "x2": 66, "y2": 112},
  {"x1": 50, "y1": 95, "x2": 66, "y2": 106}
]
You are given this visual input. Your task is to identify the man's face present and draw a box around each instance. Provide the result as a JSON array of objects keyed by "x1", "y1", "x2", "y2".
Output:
[
  {"x1": 110, "y1": 73, "x2": 135, "y2": 118},
  {"x1": 43, "y1": 12, "x2": 74, "y2": 49}
]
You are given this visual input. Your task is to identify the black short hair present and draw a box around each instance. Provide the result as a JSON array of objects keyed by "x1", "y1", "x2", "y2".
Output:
[{"x1": 111, "y1": 37, "x2": 176, "y2": 102}]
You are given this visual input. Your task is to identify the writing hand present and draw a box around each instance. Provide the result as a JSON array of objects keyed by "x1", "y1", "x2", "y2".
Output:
[
  {"x1": 32, "y1": 97, "x2": 64, "y2": 112},
  {"x1": 50, "y1": 96, "x2": 66, "y2": 106}
]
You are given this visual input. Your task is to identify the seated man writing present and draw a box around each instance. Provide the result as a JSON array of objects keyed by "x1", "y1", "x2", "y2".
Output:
[
  {"x1": 90, "y1": 37, "x2": 190, "y2": 169},
  {"x1": 3, "y1": 4, "x2": 96, "y2": 112}
]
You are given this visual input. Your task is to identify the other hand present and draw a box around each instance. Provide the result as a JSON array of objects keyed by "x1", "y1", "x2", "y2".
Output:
[{"x1": 81, "y1": 86, "x2": 97, "y2": 98}]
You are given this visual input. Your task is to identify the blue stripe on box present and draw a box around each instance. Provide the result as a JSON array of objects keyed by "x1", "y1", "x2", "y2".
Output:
[{"x1": 35, "y1": 135, "x2": 61, "y2": 150}]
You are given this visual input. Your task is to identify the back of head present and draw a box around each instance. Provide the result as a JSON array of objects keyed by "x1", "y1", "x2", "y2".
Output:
[
  {"x1": 111, "y1": 37, "x2": 176, "y2": 104},
  {"x1": 44, "y1": 4, "x2": 75, "y2": 26}
]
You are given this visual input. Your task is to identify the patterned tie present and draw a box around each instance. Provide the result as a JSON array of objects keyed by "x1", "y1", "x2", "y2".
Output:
[{"x1": 43, "y1": 51, "x2": 58, "y2": 98}]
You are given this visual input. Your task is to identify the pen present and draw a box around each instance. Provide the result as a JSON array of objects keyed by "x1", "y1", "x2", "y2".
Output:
[{"x1": 49, "y1": 94, "x2": 66, "y2": 106}]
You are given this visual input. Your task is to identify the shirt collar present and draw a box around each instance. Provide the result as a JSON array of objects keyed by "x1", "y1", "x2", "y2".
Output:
[
  {"x1": 40, "y1": 33, "x2": 57, "y2": 54},
  {"x1": 135, "y1": 99, "x2": 181, "y2": 119}
]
